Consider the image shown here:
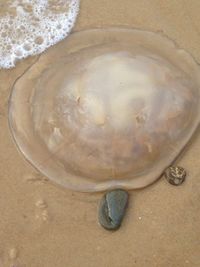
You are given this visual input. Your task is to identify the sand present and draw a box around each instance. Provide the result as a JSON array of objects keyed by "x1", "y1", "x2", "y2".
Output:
[{"x1": 0, "y1": 0, "x2": 200, "y2": 266}]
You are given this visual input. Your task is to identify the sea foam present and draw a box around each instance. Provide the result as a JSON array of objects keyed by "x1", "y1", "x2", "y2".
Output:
[{"x1": 0, "y1": 0, "x2": 80, "y2": 69}]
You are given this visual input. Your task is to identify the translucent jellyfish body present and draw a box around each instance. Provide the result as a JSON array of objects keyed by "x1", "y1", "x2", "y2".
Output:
[{"x1": 8, "y1": 28, "x2": 200, "y2": 192}]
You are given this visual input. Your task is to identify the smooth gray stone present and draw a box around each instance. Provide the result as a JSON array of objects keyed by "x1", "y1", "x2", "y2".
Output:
[{"x1": 98, "y1": 189, "x2": 129, "y2": 230}]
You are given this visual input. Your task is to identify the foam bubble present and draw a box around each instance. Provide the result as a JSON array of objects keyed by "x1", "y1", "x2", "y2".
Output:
[{"x1": 0, "y1": 0, "x2": 80, "y2": 69}]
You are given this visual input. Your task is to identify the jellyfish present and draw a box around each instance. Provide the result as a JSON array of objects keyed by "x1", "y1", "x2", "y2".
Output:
[{"x1": 8, "y1": 28, "x2": 200, "y2": 230}]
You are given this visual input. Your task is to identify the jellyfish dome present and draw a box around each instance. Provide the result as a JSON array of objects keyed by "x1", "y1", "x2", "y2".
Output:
[{"x1": 8, "y1": 28, "x2": 200, "y2": 192}]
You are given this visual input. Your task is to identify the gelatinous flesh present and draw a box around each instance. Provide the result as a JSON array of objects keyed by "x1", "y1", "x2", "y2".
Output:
[{"x1": 8, "y1": 28, "x2": 200, "y2": 192}]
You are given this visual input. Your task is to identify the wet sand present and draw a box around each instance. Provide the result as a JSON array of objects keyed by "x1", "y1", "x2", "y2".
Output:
[{"x1": 0, "y1": 0, "x2": 200, "y2": 266}]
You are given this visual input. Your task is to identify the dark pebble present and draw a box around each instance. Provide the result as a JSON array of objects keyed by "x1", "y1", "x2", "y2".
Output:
[{"x1": 98, "y1": 189, "x2": 128, "y2": 230}]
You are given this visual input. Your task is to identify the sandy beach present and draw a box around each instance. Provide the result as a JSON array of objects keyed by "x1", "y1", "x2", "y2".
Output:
[{"x1": 0, "y1": 0, "x2": 200, "y2": 266}]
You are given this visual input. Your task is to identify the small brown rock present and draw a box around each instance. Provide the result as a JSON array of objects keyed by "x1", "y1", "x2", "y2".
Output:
[{"x1": 165, "y1": 166, "x2": 186, "y2": 186}]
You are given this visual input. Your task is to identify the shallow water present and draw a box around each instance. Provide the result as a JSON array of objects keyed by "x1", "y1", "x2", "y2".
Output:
[{"x1": 0, "y1": 0, "x2": 79, "y2": 68}]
